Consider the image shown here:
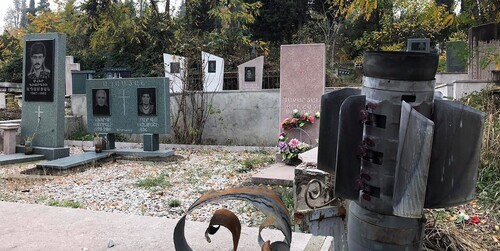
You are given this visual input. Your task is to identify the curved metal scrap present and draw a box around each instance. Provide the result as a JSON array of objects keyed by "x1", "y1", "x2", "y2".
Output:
[
  {"x1": 173, "y1": 187, "x2": 292, "y2": 251},
  {"x1": 204, "y1": 209, "x2": 241, "y2": 251}
]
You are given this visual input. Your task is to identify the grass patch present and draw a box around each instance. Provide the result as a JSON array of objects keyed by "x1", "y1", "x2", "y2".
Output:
[
  {"x1": 48, "y1": 200, "x2": 81, "y2": 208},
  {"x1": 272, "y1": 186, "x2": 294, "y2": 216},
  {"x1": 67, "y1": 128, "x2": 94, "y2": 141},
  {"x1": 237, "y1": 155, "x2": 275, "y2": 173},
  {"x1": 169, "y1": 199, "x2": 181, "y2": 207},
  {"x1": 135, "y1": 172, "x2": 171, "y2": 190}
]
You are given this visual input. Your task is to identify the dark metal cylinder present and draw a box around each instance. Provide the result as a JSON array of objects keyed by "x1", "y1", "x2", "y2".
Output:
[
  {"x1": 347, "y1": 202, "x2": 426, "y2": 251},
  {"x1": 359, "y1": 77, "x2": 435, "y2": 214}
]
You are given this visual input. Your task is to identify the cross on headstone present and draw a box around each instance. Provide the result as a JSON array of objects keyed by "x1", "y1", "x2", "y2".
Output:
[
  {"x1": 117, "y1": 89, "x2": 130, "y2": 116},
  {"x1": 35, "y1": 105, "x2": 44, "y2": 119}
]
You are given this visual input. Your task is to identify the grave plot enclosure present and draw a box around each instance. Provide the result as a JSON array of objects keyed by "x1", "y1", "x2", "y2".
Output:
[{"x1": 86, "y1": 78, "x2": 170, "y2": 134}]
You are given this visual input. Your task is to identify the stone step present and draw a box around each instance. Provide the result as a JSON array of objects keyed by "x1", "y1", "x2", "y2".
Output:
[
  {"x1": 251, "y1": 163, "x2": 295, "y2": 186},
  {"x1": 36, "y1": 151, "x2": 113, "y2": 170},
  {"x1": 0, "y1": 153, "x2": 45, "y2": 166}
]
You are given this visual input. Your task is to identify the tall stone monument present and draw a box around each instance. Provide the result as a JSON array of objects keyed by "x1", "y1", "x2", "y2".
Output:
[
  {"x1": 163, "y1": 53, "x2": 187, "y2": 93},
  {"x1": 20, "y1": 33, "x2": 69, "y2": 160},
  {"x1": 238, "y1": 56, "x2": 264, "y2": 91},
  {"x1": 279, "y1": 44, "x2": 325, "y2": 143},
  {"x1": 202, "y1": 52, "x2": 224, "y2": 92}
]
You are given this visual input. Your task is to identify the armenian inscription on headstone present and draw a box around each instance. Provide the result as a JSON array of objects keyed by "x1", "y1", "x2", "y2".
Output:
[
  {"x1": 86, "y1": 77, "x2": 170, "y2": 134},
  {"x1": 21, "y1": 33, "x2": 67, "y2": 150},
  {"x1": 280, "y1": 44, "x2": 325, "y2": 141}
]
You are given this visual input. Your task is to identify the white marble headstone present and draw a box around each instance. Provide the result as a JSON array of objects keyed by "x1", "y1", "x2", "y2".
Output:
[
  {"x1": 65, "y1": 56, "x2": 80, "y2": 95},
  {"x1": 163, "y1": 53, "x2": 187, "y2": 93},
  {"x1": 238, "y1": 56, "x2": 264, "y2": 91},
  {"x1": 202, "y1": 51, "x2": 224, "y2": 92}
]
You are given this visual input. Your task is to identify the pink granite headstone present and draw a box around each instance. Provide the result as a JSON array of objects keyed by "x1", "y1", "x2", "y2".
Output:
[{"x1": 279, "y1": 44, "x2": 325, "y2": 145}]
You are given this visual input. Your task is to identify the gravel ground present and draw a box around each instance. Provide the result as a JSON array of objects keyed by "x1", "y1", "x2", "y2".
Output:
[{"x1": 0, "y1": 148, "x2": 281, "y2": 227}]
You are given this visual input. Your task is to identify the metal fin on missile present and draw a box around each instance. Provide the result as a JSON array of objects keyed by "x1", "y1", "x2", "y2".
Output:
[
  {"x1": 424, "y1": 99, "x2": 485, "y2": 208},
  {"x1": 393, "y1": 101, "x2": 434, "y2": 218},
  {"x1": 334, "y1": 95, "x2": 366, "y2": 200},
  {"x1": 317, "y1": 88, "x2": 361, "y2": 174}
]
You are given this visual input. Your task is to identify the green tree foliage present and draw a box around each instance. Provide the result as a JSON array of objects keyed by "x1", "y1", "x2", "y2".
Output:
[
  {"x1": 250, "y1": 0, "x2": 308, "y2": 43},
  {"x1": 0, "y1": 31, "x2": 23, "y2": 82}
]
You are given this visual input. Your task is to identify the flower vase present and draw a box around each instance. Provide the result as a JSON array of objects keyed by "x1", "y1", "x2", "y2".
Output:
[
  {"x1": 24, "y1": 141, "x2": 33, "y2": 155},
  {"x1": 93, "y1": 137, "x2": 103, "y2": 153},
  {"x1": 284, "y1": 156, "x2": 302, "y2": 166}
]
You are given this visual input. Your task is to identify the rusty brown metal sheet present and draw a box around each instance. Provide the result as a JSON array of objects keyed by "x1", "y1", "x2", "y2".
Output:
[{"x1": 173, "y1": 187, "x2": 292, "y2": 250}]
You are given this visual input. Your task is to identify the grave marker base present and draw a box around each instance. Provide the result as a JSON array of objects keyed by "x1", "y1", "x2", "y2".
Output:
[
  {"x1": 0, "y1": 153, "x2": 45, "y2": 165},
  {"x1": 16, "y1": 145, "x2": 69, "y2": 160}
]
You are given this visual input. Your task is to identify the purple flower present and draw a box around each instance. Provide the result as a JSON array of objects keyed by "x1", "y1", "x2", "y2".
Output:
[{"x1": 279, "y1": 142, "x2": 287, "y2": 149}]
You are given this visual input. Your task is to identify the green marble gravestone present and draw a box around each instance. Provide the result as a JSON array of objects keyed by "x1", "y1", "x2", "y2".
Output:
[
  {"x1": 85, "y1": 77, "x2": 170, "y2": 152},
  {"x1": 19, "y1": 33, "x2": 69, "y2": 160}
]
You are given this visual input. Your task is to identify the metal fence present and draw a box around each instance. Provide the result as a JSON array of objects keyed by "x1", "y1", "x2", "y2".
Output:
[{"x1": 185, "y1": 70, "x2": 281, "y2": 91}]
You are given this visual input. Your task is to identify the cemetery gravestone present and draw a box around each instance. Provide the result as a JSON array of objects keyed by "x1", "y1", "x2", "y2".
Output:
[
  {"x1": 86, "y1": 78, "x2": 170, "y2": 151},
  {"x1": 280, "y1": 44, "x2": 325, "y2": 144},
  {"x1": 202, "y1": 52, "x2": 224, "y2": 92},
  {"x1": 65, "y1": 56, "x2": 80, "y2": 95},
  {"x1": 238, "y1": 56, "x2": 264, "y2": 91},
  {"x1": 20, "y1": 33, "x2": 69, "y2": 160},
  {"x1": 163, "y1": 53, "x2": 187, "y2": 93}
]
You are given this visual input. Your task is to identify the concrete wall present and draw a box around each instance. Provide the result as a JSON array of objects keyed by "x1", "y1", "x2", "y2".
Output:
[
  {"x1": 453, "y1": 80, "x2": 492, "y2": 100},
  {"x1": 435, "y1": 73, "x2": 468, "y2": 84},
  {"x1": 201, "y1": 90, "x2": 280, "y2": 145},
  {"x1": 435, "y1": 80, "x2": 491, "y2": 100}
]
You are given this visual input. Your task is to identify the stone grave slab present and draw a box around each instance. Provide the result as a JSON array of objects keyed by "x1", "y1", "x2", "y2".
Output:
[
  {"x1": 101, "y1": 149, "x2": 174, "y2": 158},
  {"x1": 36, "y1": 151, "x2": 113, "y2": 170},
  {"x1": 20, "y1": 33, "x2": 69, "y2": 160},
  {"x1": 279, "y1": 44, "x2": 325, "y2": 144},
  {"x1": 0, "y1": 153, "x2": 45, "y2": 165},
  {"x1": 238, "y1": 56, "x2": 264, "y2": 91},
  {"x1": 163, "y1": 53, "x2": 187, "y2": 93},
  {"x1": 202, "y1": 51, "x2": 224, "y2": 92}
]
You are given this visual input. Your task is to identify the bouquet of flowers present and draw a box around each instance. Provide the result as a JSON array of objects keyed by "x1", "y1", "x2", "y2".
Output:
[
  {"x1": 280, "y1": 109, "x2": 320, "y2": 130},
  {"x1": 278, "y1": 133, "x2": 313, "y2": 162}
]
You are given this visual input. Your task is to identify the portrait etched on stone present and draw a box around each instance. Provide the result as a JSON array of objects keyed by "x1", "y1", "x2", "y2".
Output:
[
  {"x1": 245, "y1": 67, "x2": 256, "y2": 82},
  {"x1": 24, "y1": 40, "x2": 55, "y2": 102},
  {"x1": 138, "y1": 88, "x2": 156, "y2": 116},
  {"x1": 92, "y1": 89, "x2": 111, "y2": 116},
  {"x1": 170, "y1": 62, "x2": 180, "y2": 73},
  {"x1": 208, "y1": 60, "x2": 216, "y2": 73}
]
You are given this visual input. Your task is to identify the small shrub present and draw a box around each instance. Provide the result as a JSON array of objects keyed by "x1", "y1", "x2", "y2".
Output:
[
  {"x1": 169, "y1": 199, "x2": 181, "y2": 207},
  {"x1": 48, "y1": 200, "x2": 81, "y2": 208}
]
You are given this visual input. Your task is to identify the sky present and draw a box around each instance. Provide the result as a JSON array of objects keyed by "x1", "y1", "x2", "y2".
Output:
[{"x1": 0, "y1": 0, "x2": 183, "y2": 30}]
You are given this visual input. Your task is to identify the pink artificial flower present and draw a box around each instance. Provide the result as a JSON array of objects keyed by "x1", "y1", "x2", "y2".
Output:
[
  {"x1": 309, "y1": 116, "x2": 315, "y2": 123},
  {"x1": 301, "y1": 115, "x2": 307, "y2": 120},
  {"x1": 288, "y1": 138, "x2": 301, "y2": 149}
]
